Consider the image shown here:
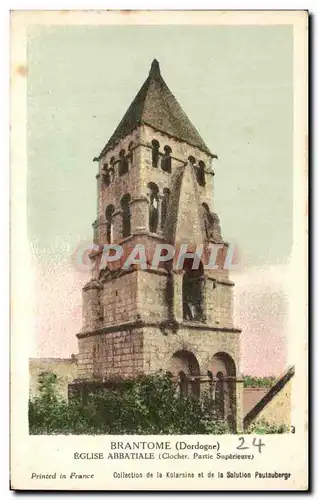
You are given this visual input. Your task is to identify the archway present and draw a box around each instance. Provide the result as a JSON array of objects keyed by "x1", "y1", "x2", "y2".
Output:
[
  {"x1": 147, "y1": 182, "x2": 159, "y2": 233},
  {"x1": 105, "y1": 204, "x2": 115, "y2": 243},
  {"x1": 210, "y1": 352, "x2": 236, "y2": 427},
  {"x1": 161, "y1": 145, "x2": 172, "y2": 173},
  {"x1": 119, "y1": 149, "x2": 129, "y2": 176},
  {"x1": 120, "y1": 194, "x2": 131, "y2": 238},
  {"x1": 167, "y1": 349, "x2": 200, "y2": 396},
  {"x1": 151, "y1": 139, "x2": 160, "y2": 168},
  {"x1": 182, "y1": 259, "x2": 205, "y2": 322}
]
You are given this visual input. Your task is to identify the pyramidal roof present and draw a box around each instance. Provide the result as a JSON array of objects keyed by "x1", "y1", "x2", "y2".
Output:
[{"x1": 98, "y1": 59, "x2": 214, "y2": 159}]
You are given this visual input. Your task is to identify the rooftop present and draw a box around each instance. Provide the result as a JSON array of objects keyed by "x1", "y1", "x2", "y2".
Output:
[{"x1": 98, "y1": 59, "x2": 213, "y2": 159}]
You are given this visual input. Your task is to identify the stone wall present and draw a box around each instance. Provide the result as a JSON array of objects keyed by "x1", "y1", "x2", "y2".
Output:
[
  {"x1": 77, "y1": 327, "x2": 144, "y2": 380},
  {"x1": 77, "y1": 322, "x2": 243, "y2": 430},
  {"x1": 97, "y1": 129, "x2": 140, "y2": 244},
  {"x1": 142, "y1": 323, "x2": 242, "y2": 431},
  {"x1": 95, "y1": 124, "x2": 217, "y2": 248},
  {"x1": 29, "y1": 357, "x2": 78, "y2": 399},
  {"x1": 137, "y1": 270, "x2": 169, "y2": 322},
  {"x1": 82, "y1": 267, "x2": 235, "y2": 336},
  {"x1": 82, "y1": 271, "x2": 139, "y2": 332},
  {"x1": 141, "y1": 124, "x2": 214, "y2": 209},
  {"x1": 101, "y1": 271, "x2": 139, "y2": 325},
  {"x1": 142, "y1": 324, "x2": 241, "y2": 375}
]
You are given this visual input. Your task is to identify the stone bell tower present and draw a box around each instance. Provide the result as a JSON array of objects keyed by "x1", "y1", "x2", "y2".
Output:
[{"x1": 76, "y1": 60, "x2": 243, "y2": 430}]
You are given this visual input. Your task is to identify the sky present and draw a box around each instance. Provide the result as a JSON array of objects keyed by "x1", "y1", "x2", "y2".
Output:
[{"x1": 27, "y1": 24, "x2": 293, "y2": 375}]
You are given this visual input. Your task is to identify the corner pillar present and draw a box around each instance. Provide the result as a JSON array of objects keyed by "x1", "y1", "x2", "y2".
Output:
[{"x1": 172, "y1": 271, "x2": 184, "y2": 322}]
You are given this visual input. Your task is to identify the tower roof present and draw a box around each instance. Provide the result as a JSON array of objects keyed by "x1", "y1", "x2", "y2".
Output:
[{"x1": 97, "y1": 59, "x2": 214, "y2": 159}]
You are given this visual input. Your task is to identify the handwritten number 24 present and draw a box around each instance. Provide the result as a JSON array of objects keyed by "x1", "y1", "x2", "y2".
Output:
[{"x1": 236, "y1": 436, "x2": 265, "y2": 453}]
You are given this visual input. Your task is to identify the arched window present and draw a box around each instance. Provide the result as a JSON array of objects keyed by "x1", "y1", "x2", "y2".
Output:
[
  {"x1": 151, "y1": 139, "x2": 160, "y2": 168},
  {"x1": 105, "y1": 204, "x2": 115, "y2": 243},
  {"x1": 102, "y1": 164, "x2": 110, "y2": 186},
  {"x1": 167, "y1": 350, "x2": 201, "y2": 398},
  {"x1": 197, "y1": 161, "x2": 206, "y2": 187},
  {"x1": 120, "y1": 194, "x2": 131, "y2": 238},
  {"x1": 119, "y1": 149, "x2": 129, "y2": 176},
  {"x1": 210, "y1": 352, "x2": 236, "y2": 427},
  {"x1": 182, "y1": 260, "x2": 205, "y2": 322},
  {"x1": 147, "y1": 182, "x2": 159, "y2": 233},
  {"x1": 215, "y1": 371, "x2": 225, "y2": 419},
  {"x1": 188, "y1": 155, "x2": 196, "y2": 166},
  {"x1": 161, "y1": 187, "x2": 171, "y2": 229},
  {"x1": 161, "y1": 145, "x2": 172, "y2": 173}
]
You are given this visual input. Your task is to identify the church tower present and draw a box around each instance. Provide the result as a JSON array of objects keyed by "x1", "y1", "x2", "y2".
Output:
[{"x1": 76, "y1": 60, "x2": 243, "y2": 430}]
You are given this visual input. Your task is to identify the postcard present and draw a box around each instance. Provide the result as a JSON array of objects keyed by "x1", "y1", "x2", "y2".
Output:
[{"x1": 10, "y1": 10, "x2": 308, "y2": 491}]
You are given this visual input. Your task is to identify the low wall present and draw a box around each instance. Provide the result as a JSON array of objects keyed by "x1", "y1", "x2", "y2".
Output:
[{"x1": 29, "y1": 357, "x2": 78, "y2": 399}]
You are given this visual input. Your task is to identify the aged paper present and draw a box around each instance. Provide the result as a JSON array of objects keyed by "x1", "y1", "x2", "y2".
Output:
[{"x1": 10, "y1": 10, "x2": 308, "y2": 491}]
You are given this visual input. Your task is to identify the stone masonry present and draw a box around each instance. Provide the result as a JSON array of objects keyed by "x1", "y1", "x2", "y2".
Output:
[{"x1": 76, "y1": 60, "x2": 243, "y2": 430}]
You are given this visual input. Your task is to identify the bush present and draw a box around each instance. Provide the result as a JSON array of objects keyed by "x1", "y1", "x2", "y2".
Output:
[
  {"x1": 246, "y1": 419, "x2": 290, "y2": 434},
  {"x1": 242, "y1": 375, "x2": 276, "y2": 388},
  {"x1": 29, "y1": 371, "x2": 230, "y2": 435}
]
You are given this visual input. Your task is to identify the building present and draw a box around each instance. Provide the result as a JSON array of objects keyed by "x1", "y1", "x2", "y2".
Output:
[{"x1": 75, "y1": 59, "x2": 243, "y2": 431}]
